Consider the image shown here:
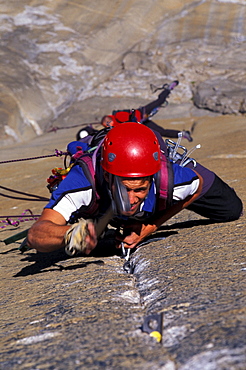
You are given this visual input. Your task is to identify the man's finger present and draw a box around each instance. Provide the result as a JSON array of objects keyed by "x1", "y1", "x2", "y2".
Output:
[
  {"x1": 84, "y1": 223, "x2": 98, "y2": 254},
  {"x1": 64, "y1": 218, "x2": 93, "y2": 256}
]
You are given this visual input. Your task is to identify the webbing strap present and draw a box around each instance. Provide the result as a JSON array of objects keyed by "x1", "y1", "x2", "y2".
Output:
[{"x1": 156, "y1": 151, "x2": 173, "y2": 211}]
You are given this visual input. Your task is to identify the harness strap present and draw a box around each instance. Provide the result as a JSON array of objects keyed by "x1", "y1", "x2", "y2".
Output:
[{"x1": 155, "y1": 150, "x2": 174, "y2": 211}]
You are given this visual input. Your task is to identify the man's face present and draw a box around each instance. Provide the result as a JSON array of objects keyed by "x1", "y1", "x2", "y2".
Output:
[
  {"x1": 121, "y1": 178, "x2": 151, "y2": 216},
  {"x1": 102, "y1": 116, "x2": 113, "y2": 128}
]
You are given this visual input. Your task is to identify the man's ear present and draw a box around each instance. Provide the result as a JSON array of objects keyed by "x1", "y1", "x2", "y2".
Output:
[{"x1": 103, "y1": 170, "x2": 109, "y2": 182}]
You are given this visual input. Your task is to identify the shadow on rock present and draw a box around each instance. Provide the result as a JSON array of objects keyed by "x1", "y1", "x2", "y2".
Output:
[
  {"x1": 13, "y1": 248, "x2": 105, "y2": 277},
  {"x1": 159, "y1": 218, "x2": 215, "y2": 231},
  {"x1": 12, "y1": 232, "x2": 125, "y2": 277},
  {"x1": 12, "y1": 226, "x2": 186, "y2": 277},
  {"x1": 0, "y1": 246, "x2": 20, "y2": 254}
]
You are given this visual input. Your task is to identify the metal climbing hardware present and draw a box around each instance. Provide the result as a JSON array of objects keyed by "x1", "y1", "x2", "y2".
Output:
[
  {"x1": 47, "y1": 166, "x2": 73, "y2": 193},
  {"x1": 165, "y1": 137, "x2": 201, "y2": 167},
  {"x1": 142, "y1": 313, "x2": 163, "y2": 343},
  {"x1": 121, "y1": 243, "x2": 135, "y2": 274}
]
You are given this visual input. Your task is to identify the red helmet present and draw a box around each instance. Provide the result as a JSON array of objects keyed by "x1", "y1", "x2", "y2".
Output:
[
  {"x1": 101, "y1": 110, "x2": 142, "y2": 128},
  {"x1": 101, "y1": 122, "x2": 161, "y2": 177}
]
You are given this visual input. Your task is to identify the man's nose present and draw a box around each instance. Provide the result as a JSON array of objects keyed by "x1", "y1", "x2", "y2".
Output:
[{"x1": 128, "y1": 191, "x2": 137, "y2": 204}]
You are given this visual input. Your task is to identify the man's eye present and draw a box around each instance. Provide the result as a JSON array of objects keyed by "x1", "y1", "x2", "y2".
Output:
[{"x1": 126, "y1": 188, "x2": 147, "y2": 192}]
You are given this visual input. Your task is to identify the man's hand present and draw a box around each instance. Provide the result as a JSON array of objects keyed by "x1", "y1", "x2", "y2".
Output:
[
  {"x1": 116, "y1": 222, "x2": 157, "y2": 249},
  {"x1": 64, "y1": 219, "x2": 97, "y2": 256}
]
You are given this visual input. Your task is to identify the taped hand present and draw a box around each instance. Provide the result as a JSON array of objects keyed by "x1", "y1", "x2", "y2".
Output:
[{"x1": 64, "y1": 219, "x2": 97, "y2": 256}]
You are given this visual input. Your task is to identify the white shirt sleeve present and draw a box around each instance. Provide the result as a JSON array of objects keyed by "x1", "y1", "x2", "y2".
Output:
[
  {"x1": 173, "y1": 178, "x2": 199, "y2": 201},
  {"x1": 52, "y1": 188, "x2": 93, "y2": 221}
]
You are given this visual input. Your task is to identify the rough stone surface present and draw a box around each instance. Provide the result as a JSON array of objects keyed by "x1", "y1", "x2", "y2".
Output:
[
  {"x1": 0, "y1": 1, "x2": 246, "y2": 368},
  {"x1": 0, "y1": 115, "x2": 245, "y2": 369},
  {"x1": 192, "y1": 78, "x2": 246, "y2": 114},
  {"x1": 0, "y1": 0, "x2": 246, "y2": 145}
]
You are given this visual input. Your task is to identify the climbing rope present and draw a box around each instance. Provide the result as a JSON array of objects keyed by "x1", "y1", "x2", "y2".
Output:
[
  {"x1": 0, "y1": 149, "x2": 67, "y2": 165},
  {"x1": 47, "y1": 121, "x2": 100, "y2": 133},
  {"x1": 0, "y1": 151, "x2": 65, "y2": 227},
  {"x1": 0, "y1": 209, "x2": 40, "y2": 229}
]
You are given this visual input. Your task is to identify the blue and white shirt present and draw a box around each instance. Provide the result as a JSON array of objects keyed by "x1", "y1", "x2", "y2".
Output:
[{"x1": 45, "y1": 161, "x2": 208, "y2": 222}]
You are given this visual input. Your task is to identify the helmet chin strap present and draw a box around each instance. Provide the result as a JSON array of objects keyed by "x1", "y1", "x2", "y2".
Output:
[{"x1": 108, "y1": 174, "x2": 131, "y2": 215}]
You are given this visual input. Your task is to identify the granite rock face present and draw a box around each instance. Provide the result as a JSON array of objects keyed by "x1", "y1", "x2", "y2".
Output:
[
  {"x1": 192, "y1": 78, "x2": 246, "y2": 114},
  {"x1": 0, "y1": 115, "x2": 246, "y2": 369},
  {"x1": 0, "y1": 0, "x2": 245, "y2": 145}
]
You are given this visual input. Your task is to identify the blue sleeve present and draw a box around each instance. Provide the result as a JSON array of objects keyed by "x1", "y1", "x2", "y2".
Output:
[
  {"x1": 172, "y1": 163, "x2": 200, "y2": 201},
  {"x1": 172, "y1": 163, "x2": 198, "y2": 186},
  {"x1": 45, "y1": 165, "x2": 93, "y2": 221}
]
